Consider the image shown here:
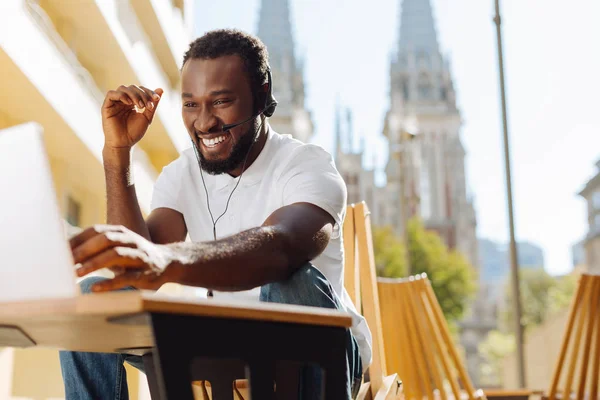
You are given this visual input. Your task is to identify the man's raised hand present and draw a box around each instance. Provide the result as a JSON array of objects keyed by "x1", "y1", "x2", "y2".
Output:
[{"x1": 101, "y1": 85, "x2": 163, "y2": 150}]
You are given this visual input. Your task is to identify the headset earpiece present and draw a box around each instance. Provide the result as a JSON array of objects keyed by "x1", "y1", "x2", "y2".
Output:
[{"x1": 263, "y1": 68, "x2": 277, "y2": 117}]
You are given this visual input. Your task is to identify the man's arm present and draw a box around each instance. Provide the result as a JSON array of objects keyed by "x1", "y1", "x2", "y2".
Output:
[
  {"x1": 100, "y1": 85, "x2": 187, "y2": 245},
  {"x1": 164, "y1": 202, "x2": 334, "y2": 291},
  {"x1": 103, "y1": 148, "x2": 187, "y2": 244},
  {"x1": 76, "y1": 202, "x2": 334, "y2": 292}
]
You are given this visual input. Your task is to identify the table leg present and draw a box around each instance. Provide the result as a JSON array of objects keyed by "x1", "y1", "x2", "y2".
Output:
[
  {"x1": 322, "y1": 328, "x2": 349, "y2": 400},
  {"x1": 142, "y1": 353, "x2": 163, "y2": 400},
  {"x1": 151, "y1": 314, "x2": 195, "y2": 400},
  {"x1": 248, "y1": 360, "x2": 275, "y2": 400}
]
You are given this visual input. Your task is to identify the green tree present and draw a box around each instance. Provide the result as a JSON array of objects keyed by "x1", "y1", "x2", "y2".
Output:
[
  {"x1": 502, "y1": 268, "x2": 578, "y2": 332},
  {"x1": 372, "y1": 218, "x2": 477, "y2": 323},
  {"x1": 478, "y1": 330, "x2": 515, "y2": 387},
  {"x1": 372, "y1": 225, "x2": 407, "y2": 278}
]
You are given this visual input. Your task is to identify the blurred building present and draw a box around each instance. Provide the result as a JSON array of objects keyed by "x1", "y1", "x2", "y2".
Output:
[
  {"x1": 0, "y1": 0, "x2": 194, "y2": 398},
  {"x1": 383, "y1": 0, "x2": 478, "y2": 271},
  {"x1": 579, "y1": 159, "x2": 600, "y2": 274},
  {"x1": 571, "y1": 239, "x2": 586, "y2": 269},
  {"x1": 256, "y1": 0, "x2": 313, "y2": 143},
  {"x1": 334, "y1": 102, "x2": 387, "y2": 223},
  {"x1": 381, "y1": 0, "x2": 485, "y2": 385},
  {"x1": 479, "y1": 238, "x2": 546, "y2": 297}
]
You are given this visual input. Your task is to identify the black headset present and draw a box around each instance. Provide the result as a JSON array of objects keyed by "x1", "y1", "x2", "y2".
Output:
[{"x1": 221, "y1": 68, "x2": 277, "y2": 132}]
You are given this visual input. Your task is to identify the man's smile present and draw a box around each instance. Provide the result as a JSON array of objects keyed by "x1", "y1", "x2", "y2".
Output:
[{"x1": 196, "y1": 132, "x2": 232, "y2": 153}]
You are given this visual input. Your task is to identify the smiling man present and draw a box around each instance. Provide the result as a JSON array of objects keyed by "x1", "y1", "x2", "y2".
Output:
[{"x1": 59, "y1": 30, "x2": 371, "y2": 399}]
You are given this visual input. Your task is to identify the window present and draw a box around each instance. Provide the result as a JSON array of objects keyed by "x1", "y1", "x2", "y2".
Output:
[
  {"x1": 595, "y1": 214, "x2": 600, "y2": 230},
  {"x1": 417, "y1": 73, "x2": 432, "y2": 100},
  {"x1": 420, "y1": 160, "x2": 432, "y2": 220},
  {"x1": 66, "y1": 196, "x2": 81, "y2": 227},
  {"x1": 593, "y1": 191, "x2": 600, "y2": 210}
]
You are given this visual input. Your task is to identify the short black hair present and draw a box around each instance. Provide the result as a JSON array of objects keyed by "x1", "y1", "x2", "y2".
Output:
[{"x1": 183, "y1": 29, "x2": 270, "y2": 109}]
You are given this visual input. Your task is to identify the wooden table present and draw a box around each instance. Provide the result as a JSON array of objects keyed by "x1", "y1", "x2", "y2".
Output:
[{"x1": 0, "y1": 291, "x2": 353, "y2": 399}]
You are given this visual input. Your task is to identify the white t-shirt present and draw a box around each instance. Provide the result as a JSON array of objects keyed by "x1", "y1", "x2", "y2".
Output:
[{"x1": 150, "y1": 128, "x2": 372, "y2": 370}]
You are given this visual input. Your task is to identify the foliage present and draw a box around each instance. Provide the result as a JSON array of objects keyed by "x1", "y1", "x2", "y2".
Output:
[
  {"x1": 478, "y1": 330, "x2": 515, "y2": 387},
  {"x1": 501, "y1": 268, "x2": 578, "y2": 332},
  {"x1": 372, "y1": 225, "x2": 407, "y2": 278},
  {"x1": 372, "y1": 218, "x2": 477, "y2": 323}
]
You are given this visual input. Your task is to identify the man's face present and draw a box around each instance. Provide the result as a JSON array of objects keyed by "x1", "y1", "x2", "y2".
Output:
[{"x1": 181, "y1": 55, "x2": 257, "y2": 175}]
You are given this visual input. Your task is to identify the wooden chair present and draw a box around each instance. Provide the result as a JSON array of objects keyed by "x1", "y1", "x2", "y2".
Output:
[
  {"x1": 376, "y1": 274, "x2": 485, "y2": 400},
  {"x1": 344, "y1": 202, "x2": 403, "y2": 399},
  {"x1": 546, "y1": 273, "x2": 600, "y2": 400}
]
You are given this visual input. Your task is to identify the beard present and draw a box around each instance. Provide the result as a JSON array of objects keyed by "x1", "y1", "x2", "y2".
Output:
[{"x1": 197, "y1": 122, "x2": 257, "y2": 175}]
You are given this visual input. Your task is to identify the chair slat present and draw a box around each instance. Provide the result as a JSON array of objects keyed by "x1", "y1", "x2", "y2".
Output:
[
  {"x1": 563, "y1": 275, "x2": 594, "y2": 400},
  {"x1": 418, "y1": 278, "x2": 462, "y2": 400},
  {"x1": 548, "y1": 274, "x2": 588, "y2": 400},
  {"x1": 576, "y1": 278, "x2": 600, "y2": 400},
  {"x1": 355, "y1": 202, "x2": 388, "y2": 392},
  {"x1": 409, "y1": 280, "x2": 447, "y2": 400},
  {"x1": 343, "y1": 205, "x2": 360, "y2": 308}
]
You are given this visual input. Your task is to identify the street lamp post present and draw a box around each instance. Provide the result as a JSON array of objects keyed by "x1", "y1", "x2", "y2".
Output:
[{"x1": 493, "y1": 0, "x2": 526, "y2": 388}]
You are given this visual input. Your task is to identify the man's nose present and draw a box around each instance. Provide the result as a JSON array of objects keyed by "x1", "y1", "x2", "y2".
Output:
[{"x1": 194, "y1": 111, "x2": 220, "y2": 134}]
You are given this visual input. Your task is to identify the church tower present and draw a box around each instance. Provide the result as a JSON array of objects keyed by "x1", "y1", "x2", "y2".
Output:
[
  {"x1": 384, "y1": 0, "x2": 478, "y2": 267},
  {"x1": 256, "y1": 0, "x2": 313, "y2": 142},
  {"x1": 383, "y1": 0, "x2": 488, "y2": 384}
]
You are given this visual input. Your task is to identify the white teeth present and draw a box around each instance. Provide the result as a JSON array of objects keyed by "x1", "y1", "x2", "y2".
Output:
[{"x1": 201, "y1": 135, "x2": 227, "y2": 147}]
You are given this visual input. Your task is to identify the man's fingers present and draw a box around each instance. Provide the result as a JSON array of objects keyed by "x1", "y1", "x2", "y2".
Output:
[
  {"x1": 139, "y1": 86, "x2": 161, "y2": 103},
  {"x1": 103, "y1": 90, "x2": 133, "y2": 108},
  {"x1": 130, "y1": 85, "x2": 154, "y2": 109},
  {"x1": 76, "y1": 247, "x2": 147, "y2": 277},
  {"x1": 91, "y1": 271, "x2": 143, "y2": 292},
  {"x1": 72, "y1": 232, "x2": 136, "y2": 264},
  {"x1": 69, "y1": 226, "x2": 104, "y2": 250},
  {"x1": 91, "y1": 271, "x2": 164, "y2": 292}
]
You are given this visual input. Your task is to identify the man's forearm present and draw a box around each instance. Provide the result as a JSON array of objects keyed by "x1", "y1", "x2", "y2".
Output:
[
  {"x1": 103, "y1": 147, "x2": 150, "y2": 240},
  {"x1": 165, "y1": 226, "x2": 302, "y2": 291}
]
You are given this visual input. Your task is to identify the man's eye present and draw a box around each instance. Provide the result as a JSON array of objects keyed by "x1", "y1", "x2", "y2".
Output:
[
  {"x1": 214, "y1": 99, "x2": 230, "y2": 106},
  {"x1": 183, "y1": 102, "x2": 196, "y2": 108}
]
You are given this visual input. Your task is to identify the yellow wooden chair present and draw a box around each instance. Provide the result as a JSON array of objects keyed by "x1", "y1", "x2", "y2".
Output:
[
  {"x1": 344, "y1": 202, "x2": 403, "y2": 399},
  {"x1": 377, "y1": 274, "x2": 485, "y2": 400},
  {"x1": 546, "y1": 273, "x2": 600, "y2": 400}
]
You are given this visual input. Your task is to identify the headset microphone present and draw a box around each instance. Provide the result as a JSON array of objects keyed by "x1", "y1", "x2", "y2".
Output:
[
  {"x1": 221, "y1": 112, "x2": 259, "y2": 132},
  {"x1": 221, "y1": 68, "x2": 277, "y2": 132}
]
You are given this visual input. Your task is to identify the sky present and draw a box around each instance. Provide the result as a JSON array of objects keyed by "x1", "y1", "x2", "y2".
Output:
[{"x1": 195, "y1": 0, "x2": 600, "y2": 276}]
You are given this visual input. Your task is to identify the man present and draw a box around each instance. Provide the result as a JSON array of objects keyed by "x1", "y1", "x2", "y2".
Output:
[{"x1": 61, "y1": 29, "x2": 371, "y2": 399}]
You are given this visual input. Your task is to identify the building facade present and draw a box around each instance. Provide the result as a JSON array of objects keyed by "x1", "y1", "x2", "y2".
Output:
[
  {"x1": 0, "y1": 0, "x2": 195, "y2": 398},
  {"x1": 256, "y1": 0, "x2": 313, "y2": 143},
  {"x1": 383, "y1": 0, "x2": 479, "y2": 270},
  {"x1": 579, "y1": 159, "x2": 600, "y2": 274},
  {"x1": 331, "y1": 0, "x2": 489, "y2": 385},
  {"x1": 333, "y1": 102, "x2": 387, "y2": 223}
]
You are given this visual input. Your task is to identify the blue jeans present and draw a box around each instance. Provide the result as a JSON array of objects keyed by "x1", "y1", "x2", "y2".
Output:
[{"x1": 59, "y1": 263, "x2": 362, "y2": 399}]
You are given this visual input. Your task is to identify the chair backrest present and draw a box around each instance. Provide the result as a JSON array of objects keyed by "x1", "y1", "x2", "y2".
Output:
[
  {"x1": 343, "y1": 202, "x2": 388, "y2": 393},
  {"x1": 377, "y1": 274, "x2": 482, "y2": 400},
  {"x1": 548, "y1": 273, "x2": 600, "y2": 400}
]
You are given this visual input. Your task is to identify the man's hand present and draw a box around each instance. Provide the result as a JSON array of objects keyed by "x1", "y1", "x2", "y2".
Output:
[
  {"x1": 102, "y1": 85, "x2": 163, "y2": 150},
  {"x1": 70, "y1": 225, "x2": 179, "y2": 292}
]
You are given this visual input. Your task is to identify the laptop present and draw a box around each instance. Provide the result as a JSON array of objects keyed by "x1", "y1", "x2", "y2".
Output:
[{"x1": 0, "y1": 122, "x2": 80, "y2": 302}]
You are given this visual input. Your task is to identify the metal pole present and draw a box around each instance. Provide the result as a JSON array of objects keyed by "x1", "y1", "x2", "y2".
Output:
[{"x1": 493, "y1": 0, "x2": 526, "y2": 388}]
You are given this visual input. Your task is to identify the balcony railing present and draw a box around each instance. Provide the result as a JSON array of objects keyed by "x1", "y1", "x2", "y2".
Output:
[{"x1": 24, "y1": 0, "x2": 105, "y2": 105}]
